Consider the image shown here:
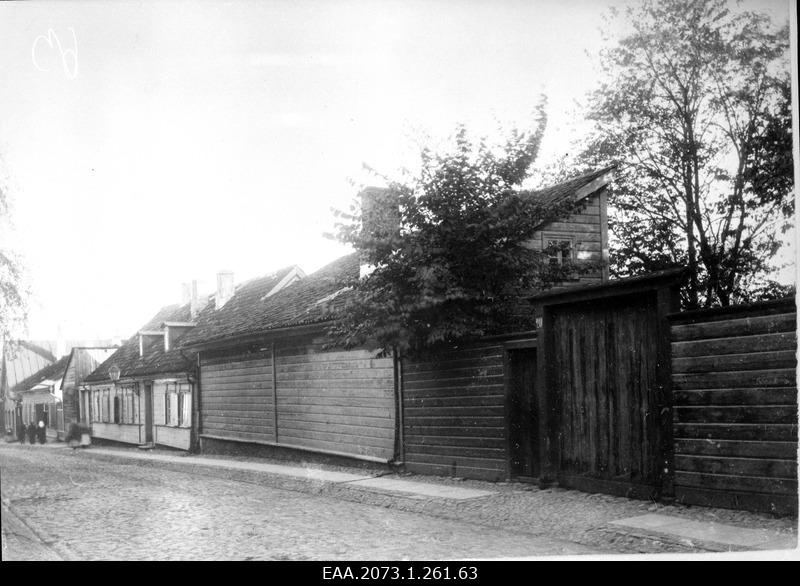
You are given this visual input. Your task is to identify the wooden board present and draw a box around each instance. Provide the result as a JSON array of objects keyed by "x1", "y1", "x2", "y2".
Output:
[
  {"x1": 401, "y1": 341, "x2": 509, "y2": 479},
  {"x1": 670, "y1": 305, "x2": 798, "y2": 514}
]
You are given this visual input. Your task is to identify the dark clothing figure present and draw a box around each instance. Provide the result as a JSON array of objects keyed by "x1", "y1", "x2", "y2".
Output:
[
  {"x1": 66, "y1": 422, "x2": 80, "y2": 443},
  {"x1": 37, "y1": 421, "x2": 46, "y2": 444},
  {"x1": 17, "y1": 423, "x2": 25, "y2": 444},
  {"x1": 26, "y1": 423, "x2": 36, "y2": 444}
]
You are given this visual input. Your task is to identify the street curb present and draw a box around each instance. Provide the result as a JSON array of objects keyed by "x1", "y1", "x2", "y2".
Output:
[
  {"x1": 71, "y1": 449, "x2": 695, "y2": 555},
  {"x1": 1, "y1": 497, "x2": 81, "y2": 561}
]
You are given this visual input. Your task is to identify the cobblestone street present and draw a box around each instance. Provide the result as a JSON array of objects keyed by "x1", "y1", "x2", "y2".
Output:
[
  {"x1": 1, "y1": 444, "x2": 601, "y2": 560},
  {"x1": 1, "y1": 443, "x2": 796, "y2": 560}
]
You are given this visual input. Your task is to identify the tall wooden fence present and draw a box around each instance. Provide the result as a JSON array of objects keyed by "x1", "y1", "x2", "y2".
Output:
[
  {"x1": 199, "y1": 333, "x2": 396, "y2": 462},
  {"x1": 401, "y1": 341, "x2": 511, "y2": 481},
  {"x1": 670, "y1": 299, "x2": 798, "y2": 515}
]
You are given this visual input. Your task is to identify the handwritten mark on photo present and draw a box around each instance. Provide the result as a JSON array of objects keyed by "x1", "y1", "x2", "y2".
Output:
[{"x1": 32, "y1": 28, "x2": 79, "y2": 80}]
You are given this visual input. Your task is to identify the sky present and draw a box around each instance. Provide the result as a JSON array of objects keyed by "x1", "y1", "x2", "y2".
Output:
[{"x1": 0, "y1": 0, "x2": 794, "y2": 342}]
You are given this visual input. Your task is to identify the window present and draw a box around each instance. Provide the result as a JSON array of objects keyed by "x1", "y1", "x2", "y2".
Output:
[
  {"x1": 546, "y1": 237, "x2": 574, "y2": 267},
  {"x1": 161, "y1": 383, "x2": 191, "y2": 427},
  {"x1": 178, "y1": 390, "x2": 191, "y2": 428},
  {"x1": 113, "y1": 396, "x2": 120, "y2": 424},
  {"x1": 164, "y1": 392, "x2": 170, "y2": 426},
  {"x1": 92, "y1": 390, "x2": 101, "y2": 422},
  {"x1": 169, "y1": 389, "x2": 178, "y2": 426}
]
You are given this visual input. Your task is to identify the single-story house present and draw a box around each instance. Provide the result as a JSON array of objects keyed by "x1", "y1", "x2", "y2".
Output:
[
  {"x1": 80, "y1": 269, "x2": 301, "y2": 450},
  {"x1": 179, "y1": 167, "x2": 613, "y2": 475}
]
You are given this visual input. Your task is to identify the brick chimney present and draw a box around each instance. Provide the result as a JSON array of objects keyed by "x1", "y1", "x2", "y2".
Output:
[
  {"x1": 359, "y1": 187, "x2": 400, "y2": 279},
  {"x1": 216, "y1": 271, "x2": 234, "y2": 310}
]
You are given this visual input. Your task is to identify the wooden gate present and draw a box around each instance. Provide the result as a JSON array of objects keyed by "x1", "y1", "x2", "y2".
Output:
[{"x1": 533, "y1": 270, "x2": 682, "y2": 498}]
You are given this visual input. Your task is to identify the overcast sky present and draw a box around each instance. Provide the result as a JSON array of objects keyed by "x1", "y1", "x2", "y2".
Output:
[{"x1": 0, "y1": 0, "x2": 793, "y2": 342}]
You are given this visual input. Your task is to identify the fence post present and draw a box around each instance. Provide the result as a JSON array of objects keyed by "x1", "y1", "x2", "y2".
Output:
[{"x1": 657, "y1": 285, "x2": 679, "y2": 499}]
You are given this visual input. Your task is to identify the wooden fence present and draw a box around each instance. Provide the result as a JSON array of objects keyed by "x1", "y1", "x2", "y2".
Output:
[
  {"x1": 199, "y1": 334, "x2": 396, "y2": 462},
  {"x1": 670, "y1": 298, "x2": 798, "y2": 515},
  {"x1": 401, "y1": 341, "x2": 512, "y2": 481}
]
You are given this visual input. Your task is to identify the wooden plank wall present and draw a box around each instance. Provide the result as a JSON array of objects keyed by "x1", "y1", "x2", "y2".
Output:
[
  {"x1": 549, "y1": 292, "x2": 665, "y2": 497},
  {"x1": 402, "y1": 342, "x2": 509, "y2": 481},
  {"x1": 527, "y1": 192, "x2": 605, "y2": 287},
  {"x1": 199, "y1": 337, "x2": 396, "y2": 461},
  {"x1": 671, "y1": 301, "x2": 798, "y2": 515},
  {"x1": 61, "y1": 357, "x2": 79, "y2": 426},
  {"x1": 274, "y1": 338, "x2": 395, "y2": 460},
  {"x1": 200, "y1": 348, "x2": 276, "y2": 444}
]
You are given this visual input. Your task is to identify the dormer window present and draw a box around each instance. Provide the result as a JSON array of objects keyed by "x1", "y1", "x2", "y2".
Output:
[{"x1": 137, "y1": 330, "x2": 164, "y2": 357}]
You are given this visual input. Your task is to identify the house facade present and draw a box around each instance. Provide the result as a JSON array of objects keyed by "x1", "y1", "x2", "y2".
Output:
[
  {"x1": 81, "y1": 301, "x2": 205, "y2": 450},
  {"x1": 80, "y1": 269, "x2": 301, "y2": 451},
  {"x1": 180, "y1": 167, "x2": 613, "y2": 473}
]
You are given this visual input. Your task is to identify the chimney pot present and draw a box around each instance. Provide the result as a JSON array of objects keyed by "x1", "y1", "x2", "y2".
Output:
[
  {"x1": 216, "y1": 271, "x2": 234, "y2": 310},
  {"x1": 189, "y1": 280, "x2": 199, "y2": 319}
]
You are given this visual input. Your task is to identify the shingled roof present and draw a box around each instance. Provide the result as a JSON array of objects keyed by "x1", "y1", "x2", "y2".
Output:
[
  {"x1": 84, "y1": 300, "x2": 207, "y2": 384},
  {"x1": 181, "y1": 256, "x2": 359, "y2": 348},
  {"x1": 12, "y1": 354, "x2": 71, "y2": 393},
  {"x1": 527, "y1": 164, "x2": 616, "y2": 205},
  {"x1": 178, "y1": 167, "x2": 613, "y2": 349}
]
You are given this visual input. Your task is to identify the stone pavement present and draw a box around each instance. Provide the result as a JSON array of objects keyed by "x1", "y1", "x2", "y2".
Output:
[
  {"x1": 610, "y1": 513, "x2": 796, "y2": 551},
  {"x1": 1, "y1": 444, "x2": 597, "y2": 560},
  {"x1": 1, "y1": 442, "x2": 798, "y2": 559}
]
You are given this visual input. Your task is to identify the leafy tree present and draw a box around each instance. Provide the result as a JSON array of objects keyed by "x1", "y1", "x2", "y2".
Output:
[
  {"x1": 1, "y1": 163, "x2": 29, "y2": 435},
  {"x1": 328, "y1": 111, "x2": 598, "y2": 357},
  {"x1": 575, "y1": 0, "x2": 792, "y2": 307},
  {"x1": 1, "y1": 174, "x2": 28, "y2": 348}
]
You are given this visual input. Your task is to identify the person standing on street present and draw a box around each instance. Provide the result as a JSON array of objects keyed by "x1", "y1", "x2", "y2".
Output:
[
  {"x1": 26, "y1": 421, "x2": 36, "y2": 444},
  {"x1": 37, "y1": 420, "x2": 46, "y2": 444}
]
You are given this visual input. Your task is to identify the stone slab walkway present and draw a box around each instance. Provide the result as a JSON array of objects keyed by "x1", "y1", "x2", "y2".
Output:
[
  {"x1": 610, "y1": 513, "x2": 797, "y2": 551},
  {"x1": 84, "y1": 447, "x2": 497, "y2": 500},
  {"x1": 345, "y1": 477, "x2": 496, "y2": 500}
]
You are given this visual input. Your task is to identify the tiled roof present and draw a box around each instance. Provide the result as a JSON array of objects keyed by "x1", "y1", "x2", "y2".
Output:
[
  {"x1": 83, "y1": 300, "x2": 208, "y2": 384},
  {"x1": 527, "y1": 165, "x2": 616, "y2": 205},
  {"x1": 12, "y1": 354, "x2": 71, "y2": 393},
  {"x1": 181, "y1": 257, "x2": 359, "y2": 348}
]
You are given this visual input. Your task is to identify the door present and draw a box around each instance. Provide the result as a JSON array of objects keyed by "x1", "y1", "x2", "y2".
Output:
[
  {"x1": 144, "y1": 383, "x2": 154, "y2": 443},
  {"x1": 508, "y1": 348, "x2": 539, "y2": 478},
  {"x1": 35, "y1": 403, "x2": 47, "y2": 426}
]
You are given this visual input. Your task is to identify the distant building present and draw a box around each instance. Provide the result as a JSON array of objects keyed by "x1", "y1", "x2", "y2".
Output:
[{"x1": 0, "y1": 339, "x2": 114, "y2": 436}]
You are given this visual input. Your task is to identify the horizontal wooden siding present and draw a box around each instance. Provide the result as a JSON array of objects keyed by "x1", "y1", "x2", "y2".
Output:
[
  {"x1": 274, "y1": 339, "x2": 395, "y2": 460},
  {"x1": 671, "y1": 303, "x2": 798, "y2": 515},
  {"x1": 200, "y1": 348, "x2": 275, "y2": 443},
  {"x1": 402, "y1": 342, "x2": 508, "y2": 481}
]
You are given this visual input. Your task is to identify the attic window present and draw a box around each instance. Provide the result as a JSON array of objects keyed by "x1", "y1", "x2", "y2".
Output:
[{"x1": 545, "y1": 237, "x2": 574, "y2": 267}]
